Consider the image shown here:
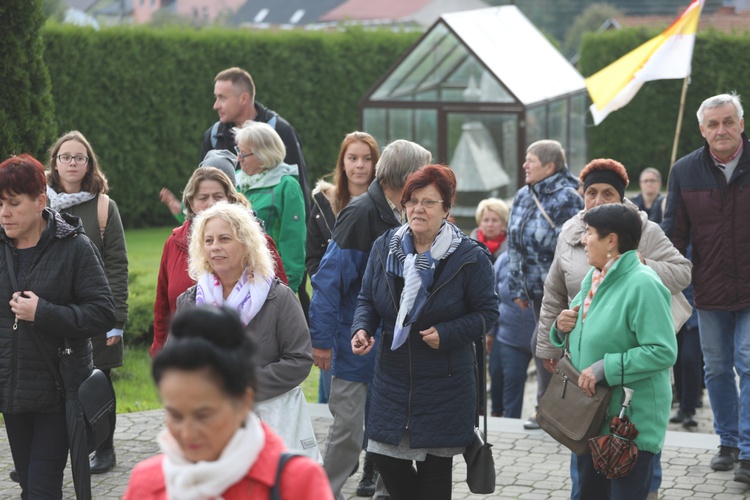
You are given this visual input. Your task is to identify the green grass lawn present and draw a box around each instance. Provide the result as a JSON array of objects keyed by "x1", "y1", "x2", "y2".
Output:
[{"x1": 116, "y1": 227, "x2": 321, "y2": 413}]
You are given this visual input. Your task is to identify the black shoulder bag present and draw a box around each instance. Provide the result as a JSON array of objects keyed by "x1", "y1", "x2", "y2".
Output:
[{"x1": 463, "y1": 329, "x2": 496, "y2": 494}]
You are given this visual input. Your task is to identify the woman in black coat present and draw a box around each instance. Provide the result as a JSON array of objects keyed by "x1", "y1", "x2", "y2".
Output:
[{"x1": 0, "y1": 154, "x2": 115, "y2": 499}]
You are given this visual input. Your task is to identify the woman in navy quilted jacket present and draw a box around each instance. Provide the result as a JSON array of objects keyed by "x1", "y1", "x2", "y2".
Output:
[{"x1": 351, "y1": 165, "x2": 498, "y2": 500}]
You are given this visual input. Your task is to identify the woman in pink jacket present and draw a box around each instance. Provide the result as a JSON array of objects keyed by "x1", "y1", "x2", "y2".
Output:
[{"x1": 124, "y1": 306, "x2": 332, "y2": 500}]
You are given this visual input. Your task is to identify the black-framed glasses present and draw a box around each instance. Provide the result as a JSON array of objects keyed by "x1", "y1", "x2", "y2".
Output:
[
  {"x1": 57, "y1": 154, "x2": 89, "y2": 165},
  {"x1": 234, "y1": 146, "x2": 254, "y2": 160},
  {"x1": 404, "y1": 199, "x2": 443, "y2": 209}
]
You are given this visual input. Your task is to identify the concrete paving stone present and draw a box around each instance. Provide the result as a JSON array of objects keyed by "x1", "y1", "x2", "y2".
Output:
[{"x1": 0, "y1": 385, "x2": 748, "y2": 499}]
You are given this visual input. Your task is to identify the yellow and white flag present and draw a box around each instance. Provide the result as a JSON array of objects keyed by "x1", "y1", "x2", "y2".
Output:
[{"x1": 585, "y1": 0, "x2": 704, "y2": 125}]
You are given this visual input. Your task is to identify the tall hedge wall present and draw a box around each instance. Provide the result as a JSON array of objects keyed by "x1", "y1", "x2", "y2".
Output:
[
  {"x1": 580, "y1": 28, "x2": 750, "y2": 182},
  {"x1": 0, "y1": 0, "x2": 56, "y2": 160},
  {"x1": 42, "y1": 26, "x2": 419, "y2": 227}
]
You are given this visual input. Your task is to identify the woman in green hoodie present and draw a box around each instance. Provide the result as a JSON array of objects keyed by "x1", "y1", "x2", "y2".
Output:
[
  {"x1": 234, "y1": 121, "x2": 306, "y2": 291},
  {"x1": 551, "y1": 203, "x2": 677, "y2": 500}
]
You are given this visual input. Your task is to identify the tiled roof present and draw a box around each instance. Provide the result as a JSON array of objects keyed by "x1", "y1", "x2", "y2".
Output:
[
  {"x1": 320, "y1": 0, "x2": 432, "y2": 21},
  {"x1": 618, "y1": 7, "x2": 750, "y2": 32}
]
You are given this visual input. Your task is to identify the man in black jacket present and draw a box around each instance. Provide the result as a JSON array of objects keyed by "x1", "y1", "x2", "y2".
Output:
[
  {"x1": 663, "y1": 92, "x2": 750, "y2": 484},
  {"x1": 200, "y1": 67, "x2": 312, "y2": 317},
  {"x1": 199, "y1": 66, "x2": 310, "y2": 214}
]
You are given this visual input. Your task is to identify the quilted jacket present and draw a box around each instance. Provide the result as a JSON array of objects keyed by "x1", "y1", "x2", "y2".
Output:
[
  {"x1": 352, "y1": 228, "x2": 498, "y2": 448},
  {"x1": 0, "y1": 209, "x2": 115, "y2": 414},
  {"x1": 507, "y1": 168, "x2": 583, "y2": 303},
  {"x1": 663, "y1": 134, "x2": 750, "y2": 310}
]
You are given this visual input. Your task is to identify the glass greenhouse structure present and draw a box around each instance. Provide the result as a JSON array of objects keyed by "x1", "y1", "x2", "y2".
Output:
[{"x1": 360, "y1": 5, "x2": 588, "y2": 223}]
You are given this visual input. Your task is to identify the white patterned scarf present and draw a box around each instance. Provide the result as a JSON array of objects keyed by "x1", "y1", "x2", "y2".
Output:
[
  {"x1": 235, "y1": 169, "x2": 269, "y2": 193},
  {"x1": 195, "y1": 269, "x2": 273, "y2": 326},
  {"x1": 160, "y1": 412, "x2": 265, "y2": 500},
  {"x1": 46, "y1": 185, "x2": 96, "y2": 211},
  {"x1": 386, "y1": 221, "x2": 462, "y2": 350}
]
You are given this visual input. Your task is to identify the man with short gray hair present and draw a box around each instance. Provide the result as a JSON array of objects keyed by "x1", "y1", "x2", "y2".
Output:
[
  {"x1": 663, "y1": 92, "x2": 750, "y2": 483},
  {"x1": 309, "y1": 140, "x2": 431, "y2": 499}
]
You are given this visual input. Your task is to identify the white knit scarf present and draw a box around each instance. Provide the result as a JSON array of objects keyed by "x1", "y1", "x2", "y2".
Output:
[
  {"x1": 160, "y1": 412, "x2": 265, "y2": 500},
  {"x1": 46, "y1": 185, "x2": 95, "y2": 211},
  {"x1": 195, "y1": 270, "x2": 273, "y2": 326}
]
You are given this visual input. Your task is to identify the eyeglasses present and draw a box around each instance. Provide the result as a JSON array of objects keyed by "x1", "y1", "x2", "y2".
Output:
[
  {"x1": 234, "y1": 146, "x2": 254, "y2": 160},
  {"x1": 404, "y1": 199, "x2": 443, "y2": 209},
  {"x1": 640, "y1": 179, "x2": 660, "y2": 184},
  {"x1": 57, "y1": 154, "x2": 89, "y2": 165}
]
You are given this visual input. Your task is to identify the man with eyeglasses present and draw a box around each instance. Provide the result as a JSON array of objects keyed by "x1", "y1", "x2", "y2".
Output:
[
  {"x1": 630, "y1": 167, "x2": 664, "y2": 223},
  {"x1": 199, "y1": 66, "x2": 310, "y2": 214}
]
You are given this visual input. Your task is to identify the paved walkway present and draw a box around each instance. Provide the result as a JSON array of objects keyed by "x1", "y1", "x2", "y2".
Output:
[{"x1": 0, "y1": 380, "x2": 747, "y2": 499}]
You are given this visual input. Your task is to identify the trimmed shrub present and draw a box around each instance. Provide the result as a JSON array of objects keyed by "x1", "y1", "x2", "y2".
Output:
[
  {"x1": 42, "y1": 26, "x2": 419, "y2": 227},
  {"x1": 0, "y1": 0, "x2": 57, "y2": 160}
]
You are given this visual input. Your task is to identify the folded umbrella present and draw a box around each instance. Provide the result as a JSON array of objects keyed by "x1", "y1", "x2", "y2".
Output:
[{"x1": 588, "y1": 387, "x2": 639, "y2": 479}]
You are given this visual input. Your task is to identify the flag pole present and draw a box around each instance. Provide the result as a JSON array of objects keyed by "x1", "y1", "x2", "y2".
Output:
[{"x1": 670, "y1": 77, "x2": 690, "y2": 169}]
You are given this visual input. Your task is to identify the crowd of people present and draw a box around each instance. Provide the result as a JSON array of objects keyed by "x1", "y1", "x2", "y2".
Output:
[{"x1": 0, "y1": 64, "x2": 747, "y2": 499}]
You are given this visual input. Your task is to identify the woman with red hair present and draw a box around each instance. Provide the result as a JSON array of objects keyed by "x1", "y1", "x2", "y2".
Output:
[
  {"x1": 0, "y1": 154, "x2": 115, "y2": 499},
  {"x1": 351, "y1": 164, "x2": 498, "y2": 499}
]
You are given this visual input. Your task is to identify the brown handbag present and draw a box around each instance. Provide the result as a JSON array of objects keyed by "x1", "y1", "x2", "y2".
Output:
[{"x1": 537, "y1": 355, "x2": 615, "y2": 455}]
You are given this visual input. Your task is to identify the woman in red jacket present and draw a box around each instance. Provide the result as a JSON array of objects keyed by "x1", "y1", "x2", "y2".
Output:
[
  {"x1": 124, "y1": 306, "x2": 332, "y2": 500},
  {"x1": 151, "y1": 167, "x2": 286, "y2": 357}
]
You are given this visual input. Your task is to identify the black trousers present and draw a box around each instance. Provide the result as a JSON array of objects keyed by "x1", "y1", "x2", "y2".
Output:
[
  {"x1": 371, "y1": 452, "x2": 453, "y2": 500},
  {"x1": 4, "y1": 411, "x2": 68, "y2": 500}
]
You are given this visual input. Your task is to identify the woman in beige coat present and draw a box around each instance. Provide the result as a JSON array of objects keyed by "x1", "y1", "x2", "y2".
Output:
[{"x1": 536, "y1": 158, "x2": 691, "y2": 500}]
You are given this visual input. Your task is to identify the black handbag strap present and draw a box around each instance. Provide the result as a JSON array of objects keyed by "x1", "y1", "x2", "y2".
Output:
[
  {"x1": 269, "y1": 452, "x2": 303, "y2": 500},
  {"x1": 3, "y1": 245, "x2": 65, "y2": 394},
  {"x1": 477, "y1": 317, "x2": 488, "y2": 440}
]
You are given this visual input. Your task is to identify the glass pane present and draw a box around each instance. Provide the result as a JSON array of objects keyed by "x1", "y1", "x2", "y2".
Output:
[
  {"x1": 388, "y1": 108, "x2": 413, "y2": 142},
  {"x1": 363, "y1": 108, "x2": 387, "y2": 150},
  {"x1": 568, "y1": 93, "x2": 587, "y2": 174},
  {"x1": 548, "y1": 99, "x2": 568, "y2": 146},
  {"x1": 446, "y1": 113, "x2": 519, "y2": 228},
  {"x1": 526, "y1": 105, "x2": 547, "y2": 147},
  {"x1": 368, "y1": 21, "x2": 514, "y2": 104},
  {"x1": 415, "y1": 110, "x2": 438, "y2": 160},
  {"x1": 391, "y1": 32, "x2": 460, "y2": 97},
  {"x1": 444, "y1": 58, "x2": 513, "y2": 103},
  {"x1": 371, "y1": 23, "x2": 449, "y2": 100}
]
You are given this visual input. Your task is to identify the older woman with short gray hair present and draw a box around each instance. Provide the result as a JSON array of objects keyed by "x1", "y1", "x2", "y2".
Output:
[{"x1": 234, "y1": 121, "x2": 306, "y2": 291}]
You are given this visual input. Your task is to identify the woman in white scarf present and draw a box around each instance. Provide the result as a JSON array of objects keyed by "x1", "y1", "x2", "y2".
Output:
[
  {"x1": 175, "y1": 202, "x2": 317, "y2": 459},
  {"x1": 123, "y1": 306, "x2": 332, "y2": 500}
]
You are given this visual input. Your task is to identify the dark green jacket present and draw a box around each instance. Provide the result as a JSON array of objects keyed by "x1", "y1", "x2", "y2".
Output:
[{"x1": 55, "y1": 195, "x2": 128, "y2": 369}]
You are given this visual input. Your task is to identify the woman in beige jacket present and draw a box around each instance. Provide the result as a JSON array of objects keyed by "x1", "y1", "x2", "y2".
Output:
[{"x1": 536, "y1": 158, "x2": 691, "y2": 500}]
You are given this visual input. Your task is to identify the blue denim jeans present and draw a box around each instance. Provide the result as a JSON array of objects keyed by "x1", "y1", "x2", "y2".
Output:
[
  {"x1": 488, "y1": 338, "x2": 504, "y2": 416},
  {"x1": 577, "y1": 450, "x2": 655, "y2": 500},
  {"x1": 571, "y1": 451, "x2": 662, "y2": 498},
  {"x1": 496, "y1": 341, "x2": 532, "y2": 418},
  {"x1": 696, "y1": 307, "x2": 750, "y2": 459}
]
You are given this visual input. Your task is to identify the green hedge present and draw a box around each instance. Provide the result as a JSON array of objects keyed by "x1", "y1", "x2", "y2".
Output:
[
  {"x1": 0, "y1": 0, "x2": 56, "y2": 160},
  {"x1": 42, "y1": 26, "x2": 419, "y2": 227},
  {"x1": 580, "y1": 28, "x2": 750, "y2": 182}
]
